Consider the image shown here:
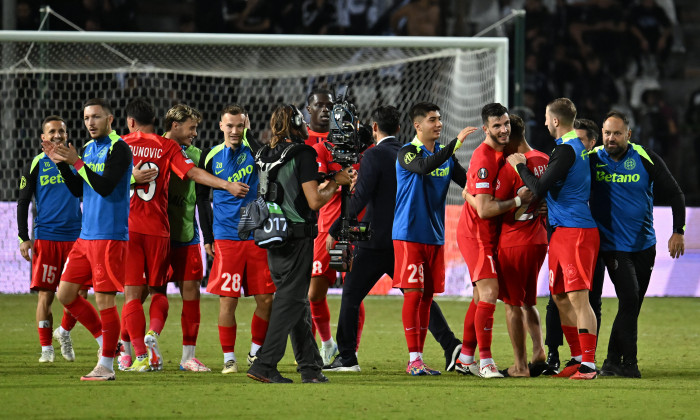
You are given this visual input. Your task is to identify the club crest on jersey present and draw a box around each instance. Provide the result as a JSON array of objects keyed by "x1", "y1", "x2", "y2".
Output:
[
  {"x1": 404, "y1": 151, "x2": 416, "y2": 165},
  {"x1": 624, "y1": 158, "x2": 636, "y2": 171},
  {"x1": 237, "y1": 154, "x2": 247, "y2": 165},
  {"x1": 477, "y1": 168, "x2": 488, "y2": 179},
  {"x1": 20, "y1": 176, "x2": 27, "y2": 190},
  {"x1": 97, "y1": 148, "x2": 107, "y2": 158}
]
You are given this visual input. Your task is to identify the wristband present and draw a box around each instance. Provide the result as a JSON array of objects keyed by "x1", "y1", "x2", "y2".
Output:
[
  {"x1": 673, "y1": 226, "x2": 685, "y2": 235},
  {"x1": 514, "y1": 196, "x2": 522, "y2": 207}
]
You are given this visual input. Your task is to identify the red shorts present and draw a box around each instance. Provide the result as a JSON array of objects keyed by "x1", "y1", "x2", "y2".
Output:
[
  {"x1": 61, "y1": 238, "x2": 127, "y2": 293},
  {"x1": 312, "y1": 231, "x2": 337, "y2": 284},
  {"x1": 498, "y1": 244, "x2": 548, "y2": 306},
  {"x1": 392, "y1": 240, "x2": 445, "y2": 294},
  {"x1": 206, "y1": 240, "x2": 274, "y2": 298},
  {"x1": 457, "y1": 236, "x2": 498, "y2": 284},
  {"x1": 31, "y1": 239, "x2": 76, "y2": 291},
  {"x1": 125, "y1": 232, "x2": 170, "y2": 287},
  {"x1": 169, "y1": 244, "x2": 203, "y2": 283},
  {"x1": 548, "y1": 227, "x2": 599, "y2": 295}
]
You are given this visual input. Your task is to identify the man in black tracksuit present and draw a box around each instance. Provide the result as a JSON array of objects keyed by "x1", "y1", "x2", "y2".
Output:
[{"x1": 323, "y1": 105, "x2": 462, "y2": 372}]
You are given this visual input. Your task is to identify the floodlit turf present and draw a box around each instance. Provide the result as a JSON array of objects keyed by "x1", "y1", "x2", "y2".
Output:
[{"x1": 0, "y1": 294, "x2": 698, "y2": 419}]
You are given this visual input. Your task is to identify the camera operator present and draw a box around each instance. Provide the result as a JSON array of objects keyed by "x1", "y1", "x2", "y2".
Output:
[
  {"x1": 323, "y1": 106, "x2": 464, "y2": 373},
  {"x1": 247, "y1": 104, "x2": 353, "y2": 384},
  {"x1": 307, "y1": 88, "x2": 362, "y2": 365}
]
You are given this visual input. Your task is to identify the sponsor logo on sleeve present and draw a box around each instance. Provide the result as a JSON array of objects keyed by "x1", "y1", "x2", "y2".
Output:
[
  {"x1": 404, "y1": 151, "x2": 416, "y2": 165},
  {"x1": 477, "y1": 168, "x2": 488, "y2": 179},
  {"x1": 20, "y1": 176, "x2": 27, "y2": 190},
  {"x1": 476, "y1": 182, "x2": 490, "y2": 189}
]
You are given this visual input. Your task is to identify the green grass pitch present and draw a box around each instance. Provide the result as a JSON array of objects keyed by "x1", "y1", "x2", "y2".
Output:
[{"x1": 0, "y1": 294, "x2": 697, "y2": 419}]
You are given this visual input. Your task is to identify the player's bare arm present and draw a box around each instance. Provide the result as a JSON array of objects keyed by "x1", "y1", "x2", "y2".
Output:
[
  {"x1": 303, "y1": 167, "x2": 353, "y2": 211},
  {"x1": 463, "y1": 187, "x2": 532, "y2": 219},
  {"x1": 132, "y1": 160, "x2": 158, "y2": 184},
  {"x1": 185, "y1": 166, "x2": 249, "y2": 198}
]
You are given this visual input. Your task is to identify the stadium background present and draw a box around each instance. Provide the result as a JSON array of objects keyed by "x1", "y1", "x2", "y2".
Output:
[{"x1": 1, "y1": 0, "x2": 699, "y2": 296}]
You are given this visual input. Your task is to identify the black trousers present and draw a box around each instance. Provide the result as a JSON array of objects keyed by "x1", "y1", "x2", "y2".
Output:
[
  {"x1": 545, "y1": 256, "x2": 605, "y2": 349},
  {"x1": 601, "y1": 246, "x2": 656, "y2": 364},
  {"x1": 336, "y1": 246, "x2": 460, "y2": 360},
  {"x1": 257, "y1": 237, "x2": 323, "y2": 376}
]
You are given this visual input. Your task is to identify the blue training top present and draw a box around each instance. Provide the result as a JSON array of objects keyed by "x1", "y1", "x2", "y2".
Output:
[{"x1": 589, "y1": 142, "x2": 656, "y2": 252}]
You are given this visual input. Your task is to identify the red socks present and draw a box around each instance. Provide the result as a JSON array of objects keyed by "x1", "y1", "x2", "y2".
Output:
[
  {"x1": 475, "y1": 301, "x2": 496, "y2": 360},
  {"x1": 60, "y1": 309, "x2": 78, "y2": 332},
  {"x1": 310, "y1": 298, "x2": 332, "y2": 342},
  {"x1": 579, "y1": 332, "x2": 597, "y2": 364},
  {"x1": 356, "y1": 301, "x2": 365, "y2": 351},
  {"x1": 148, "y1": 293, "x2": 169, "y2": 335},
  {"x1": 100, "y1": 306, "x2": 120, "y2": 358},
  {"x1": 218, "y1": 324, "x2": 237, "y2": 353},
  {"x1": 250, "y1": 313, "x2": 269, "y2": 346},
  {"x1": 123, "y1": 300, "x2": 147, "y2": 356},
  {"x1": 418, "y1": 293, "x2": 433, "y2": 351},
  {"x1": 181, "y1": 299, "x2": 200, "y2": 346},
  {"x1": 120, "y1": 312, "x2": 130, "y2": 342},
  {"x1": 38, "y1": 326, "x2": 52, "y2": 346},
  {"x1": 562, "y1": 325, "x2": 582, "y2": 358},
  {"x1": 461, "y1": 299, "x2": 477, "y2": 357},
  {"x1": 64, "y1": 295, "x2": 102, "y2": 338},
  {"x1": 402, "y1": 291, "x2": 422, "y2": 353}
]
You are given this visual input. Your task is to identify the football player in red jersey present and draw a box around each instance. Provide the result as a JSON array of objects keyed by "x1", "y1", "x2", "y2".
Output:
[
  {"x1": 119, "y1": 98, "x2": 246, "y2": 372},
  {"x1": 465, "y1": 115, "x2": 549, "y2": 376},
  {"x1": 456, "y1": 103, "x2": 531, "y2": 378}
]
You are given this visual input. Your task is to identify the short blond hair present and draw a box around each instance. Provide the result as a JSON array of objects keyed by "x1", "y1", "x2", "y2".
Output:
[
  {"x1": 164, "y1": 104, "x2": 202, "y2": 131},
  {"x1": 547, "y1": 98, "x2": 577, "y2": 126}
]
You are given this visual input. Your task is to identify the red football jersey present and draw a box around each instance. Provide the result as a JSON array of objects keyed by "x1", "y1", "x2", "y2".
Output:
[
  {"x1": 124, "y1": 132, "x2": 195, "y2": 237},
  {"x1": 457, "y1": 142, "x2": 505, "y2": 246},
  {"x1": 305, "y1": 129, "x2": 327, "y2": 147},
  {"x1": 496, "y1": 149, "x2": 549, "y2": 247}
]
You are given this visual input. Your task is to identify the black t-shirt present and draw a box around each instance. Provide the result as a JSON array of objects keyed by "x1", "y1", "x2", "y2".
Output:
[{"x1": 267, "y1": 142, "x2": 318, "y2": 225}]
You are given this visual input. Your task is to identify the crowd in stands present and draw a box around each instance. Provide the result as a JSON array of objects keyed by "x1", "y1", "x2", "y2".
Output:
[{"x1": 8, "y1": 0, "x2": 698, "y2": 203}]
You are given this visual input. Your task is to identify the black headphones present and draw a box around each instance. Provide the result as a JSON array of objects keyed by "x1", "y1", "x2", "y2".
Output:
[{"x1": 289, "y1": 104, "x2": 304, "y2": 129}]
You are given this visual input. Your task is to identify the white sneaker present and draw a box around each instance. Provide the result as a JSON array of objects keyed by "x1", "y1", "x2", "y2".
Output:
[
  {"x1": 222, "y1": 360, "x2": 238, "y2": 374},
  {"x1": 320, "y1": 342, "x2": 339, "y2": 366},
  {"x1": 180, "y1": 358, "x2": 211, "y2": 372},
  {"x1": 81, "y1": 364, "x2": 115, "y2": 381},
  {"x1": 247, "y1": 352, "x2": 257, "y2": 366},
  {"x1": 479, "y1": 363, "x2": 505, "y2": 378},
  {"x1": 39, "y1": 348, "x2": 54, "y2": 363},
  {"x1": 455, "y1": 360, "x2": 479, "y2": 376},
  {"x1": 145, "y1": 331, "x2": 163, "y2": 371},
  {"x1": 53, "y1": 329, "x2": 75, "y2": 362}
]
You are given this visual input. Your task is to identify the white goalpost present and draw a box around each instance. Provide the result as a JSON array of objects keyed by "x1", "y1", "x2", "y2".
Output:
[{"x1": 0, "y1": 30, "x2": 508, "y2": 294}]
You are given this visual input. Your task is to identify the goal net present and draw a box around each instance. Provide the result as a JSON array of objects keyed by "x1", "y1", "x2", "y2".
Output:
[{"x1": 0, "y1": 30, "x2": 507, "y2": 294}]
